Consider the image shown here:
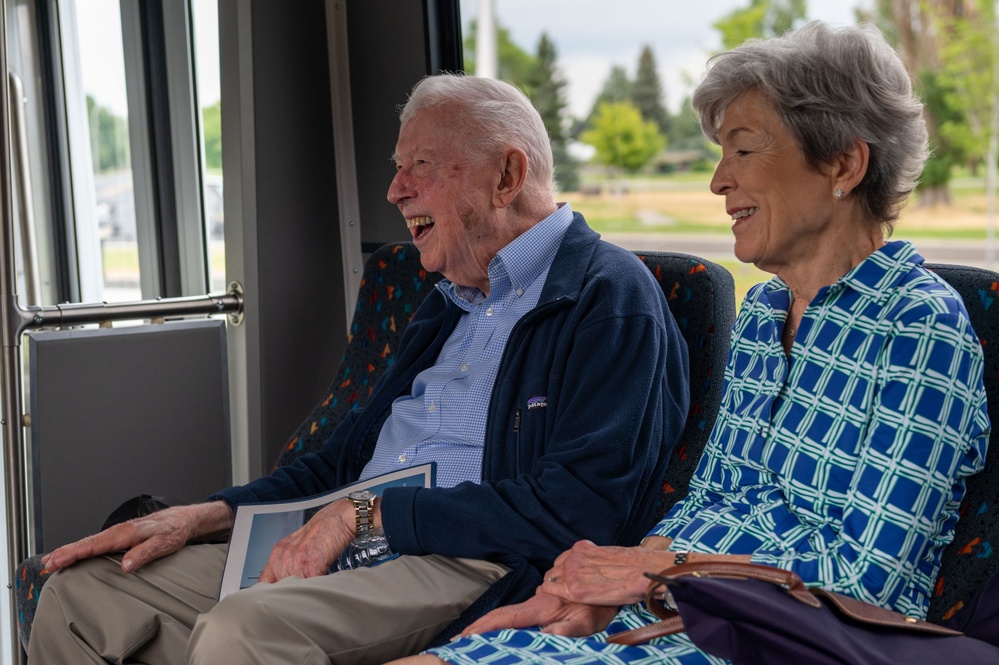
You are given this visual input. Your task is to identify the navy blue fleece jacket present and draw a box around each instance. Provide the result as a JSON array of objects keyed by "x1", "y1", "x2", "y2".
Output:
[{"x1": 211, "y1": 213, "x2": 689, "y2": 607}]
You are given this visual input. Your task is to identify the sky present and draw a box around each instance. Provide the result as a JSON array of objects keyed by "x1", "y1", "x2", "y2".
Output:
[
  {"x1": 73, "y1": 0, "x2": 221, "y2": 116},
  {"x1": 459, "y1": 0, "x2": 873, "y2": 116},
  {"x1": 75, "y1": 0, "x2": 871, "y2": 120}
]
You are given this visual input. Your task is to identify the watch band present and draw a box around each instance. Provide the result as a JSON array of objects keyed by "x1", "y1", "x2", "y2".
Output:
[{"x1": 347, "y1": 491, "x2": 376, "y2": 535}]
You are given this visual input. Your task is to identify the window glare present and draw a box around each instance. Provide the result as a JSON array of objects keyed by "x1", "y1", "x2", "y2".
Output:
[
  {"x1": 72, "y1": 0, "x2": 140, "y2": 301},
  {"x1": 191, "y1": 0, "x2": 225, "y2": 293}
]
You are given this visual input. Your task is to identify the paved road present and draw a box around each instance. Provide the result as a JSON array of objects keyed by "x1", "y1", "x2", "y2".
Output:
[{"x1": 602, "y1": 232, "x2": 998, "y2": 270}]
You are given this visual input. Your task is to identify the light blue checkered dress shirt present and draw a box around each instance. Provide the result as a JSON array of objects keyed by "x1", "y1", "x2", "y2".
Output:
[{"x1": 359, "y1": 204, "x2": 573, "y2": 488}]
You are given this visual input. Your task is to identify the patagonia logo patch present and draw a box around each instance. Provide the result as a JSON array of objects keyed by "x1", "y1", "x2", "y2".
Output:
[{"x1": 527, "y1": 396, "x2": 548, "y2": 410}]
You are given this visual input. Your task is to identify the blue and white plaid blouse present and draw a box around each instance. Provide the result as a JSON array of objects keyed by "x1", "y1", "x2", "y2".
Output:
[
  {"x1": 654, "y1": 240, "x2": 990, "y2": 618},
  {"x1": 430, "y1": 240, "x2": 989, "y2": 665}
]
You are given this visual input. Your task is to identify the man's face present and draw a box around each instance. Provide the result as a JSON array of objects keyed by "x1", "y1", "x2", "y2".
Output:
[{"x1": 387, "y1": 107, "x2": 506, "y2": 293}]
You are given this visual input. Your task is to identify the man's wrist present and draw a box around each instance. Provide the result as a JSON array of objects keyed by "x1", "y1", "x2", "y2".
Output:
[{"x1": 192, "y1": 501, "x2": 235, "y2": 539}]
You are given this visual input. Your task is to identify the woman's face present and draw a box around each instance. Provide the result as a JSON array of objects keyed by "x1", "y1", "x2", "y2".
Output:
[{"x1": 710, "y1": 90, "x2": 837, "y2": 273}]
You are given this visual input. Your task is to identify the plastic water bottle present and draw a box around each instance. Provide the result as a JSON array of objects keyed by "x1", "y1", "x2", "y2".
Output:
[{"x1": 334, "y1": 528, "x2": 399, "y2": 571}]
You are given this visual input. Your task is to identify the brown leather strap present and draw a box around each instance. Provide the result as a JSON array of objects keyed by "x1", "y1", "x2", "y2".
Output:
[
  {"x1": 811, "y1": 588, "x2": 963, "y2": 636},
  {"x1": 606, "y1": 614, "x2": 684, "y2": 645},
  {"x1": 613, "y1": 561, "x2": 965, "y2": 646},
  {"x1": 647, "y1": 561, "x2": 821, "y2": 609}
]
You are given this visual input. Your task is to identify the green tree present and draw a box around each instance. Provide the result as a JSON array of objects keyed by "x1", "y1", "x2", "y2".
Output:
[
  {"x1": 591, "y1": 65, "x2": 632, "y2": 108},
  {"x1": 713, "y1": 0, "x2": 805, "y2": 49},
  {"x1": 667, "y1": 96, "x2": 709, "y2": 152},
  {"x1": 86, "y1": 95, "x2": 129, "y2": 173},
  {"x1": 526, "y1": 33, "x2": 579, "y2": 192},
  {"x1": 581, "y1": 101, "x2": 665, "y2": 173},
  {"x1": 582, "y1": 66, "x2": 633, "y2": 137},
  {"x1": 202, "y1": 100, "x2": 222, "y2": 173},
  {"x1": 527, "y1": 33, "x2": 567, "y2": 142},
  {"x1": 632, "y1": 45, "x2": 670, "y2": 135},
  {"x1": 936, "y1": 0, "x2": 998, "y2": 177},
  {"x1": 462, "y1": 21, "x2": 538, "y2": 88},
  {"x1": 859, "y1": 0, "x2": 992, "y2": 204}
]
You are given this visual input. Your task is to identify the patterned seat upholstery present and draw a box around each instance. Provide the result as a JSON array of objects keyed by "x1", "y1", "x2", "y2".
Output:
[
  {"x1": 272, "y1": 243, "x2": 444, "y2": 469},
  {"x1": 924, "y1": 263, "x2": 999, "y2": 625},
  {"x1": 635, "y1": 252, "x2": 736, "y2": 517},
  {"x1": 13, "y1": 243, "x2": 736, "y2": 652}
]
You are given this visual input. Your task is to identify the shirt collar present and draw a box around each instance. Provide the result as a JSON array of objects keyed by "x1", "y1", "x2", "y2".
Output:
[
  {"x1": 447, "y1": 203, "x2": 574, "y2": 307},
  {"x1": 763, "y1": 240, "x2": 923, "y2": 306}
]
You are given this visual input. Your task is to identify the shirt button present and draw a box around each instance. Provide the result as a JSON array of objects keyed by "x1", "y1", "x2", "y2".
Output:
[
  {"x1": 428, "y1": 402, "x2": 437, "y2": 413},
  {"x1": 460, "y1": 363, "x2": 470, "y2": 372},
  {"x1": 486, "y1": 306, "x2": 494, "y2": 316},
  {"x1": 515, "y1": 288, "x2": 524, "y2": 297},
  {"x1": 398, "y1": 453, "x2": 407, "y2": 463}
]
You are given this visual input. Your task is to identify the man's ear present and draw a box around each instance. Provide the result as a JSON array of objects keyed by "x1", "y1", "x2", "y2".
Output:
[
  {"x1": 832, "y1": 137, "x2": 870, "y2": 198},
  {"x1": 493, "y1": 148, "x2": 529, "y2": 208}
]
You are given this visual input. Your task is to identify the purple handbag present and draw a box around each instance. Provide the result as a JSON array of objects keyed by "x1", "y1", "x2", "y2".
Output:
[{"x1": 607, "y1": 562, "x2": 999, "y2": 664}]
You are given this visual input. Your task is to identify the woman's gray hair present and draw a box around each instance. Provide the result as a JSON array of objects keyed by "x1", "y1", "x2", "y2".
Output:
[
  {"x1": 693, "y1": 20, "x2": 928, "y2": 233},
  {"x1": 400, "y1": 73, "x2": 555, "y2": 200}
]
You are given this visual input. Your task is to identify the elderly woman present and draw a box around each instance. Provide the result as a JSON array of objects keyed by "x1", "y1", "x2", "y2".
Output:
[{"x1": 389, "y1": 20, "x2": 990, "y2": 665}]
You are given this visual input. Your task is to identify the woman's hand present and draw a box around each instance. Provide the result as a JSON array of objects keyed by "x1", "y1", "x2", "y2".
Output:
[
  {"x1": 539, "y1": 539, "x2": 675, "y2": 606},
  {"x1": 41, "y1": 501, "x2": 234, "y2": 574},
  {"x1": 459, "y1": 592, "x2": 619, "y2": 638}
]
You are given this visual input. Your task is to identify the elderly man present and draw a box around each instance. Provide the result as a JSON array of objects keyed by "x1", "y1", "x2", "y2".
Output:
[{"x1": 29, "y1": 74, "x2": 688, "y2": 664}]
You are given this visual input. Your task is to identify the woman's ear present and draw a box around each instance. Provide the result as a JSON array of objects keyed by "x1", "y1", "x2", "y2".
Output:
[
  {"x1": 832, "y1": 137, "x2": 870, "y2": 198},
  {"x1": 493, "y1": 148, "x2": 529, "y2": 208}
]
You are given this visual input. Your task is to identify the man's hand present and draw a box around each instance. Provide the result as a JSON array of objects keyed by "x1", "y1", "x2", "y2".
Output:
[
  {"x1": 459, "y1": 593, "x2": 618, "y2": 638},
  {"x1": 40, "y1": 502, "x2": 234, "y2": 574},
  {"x1": 257, "y1": 497, "x2": 369, "y2": 583},
  {"x1": 539, "y1": 539, "x2": 675, "y2": 606}
]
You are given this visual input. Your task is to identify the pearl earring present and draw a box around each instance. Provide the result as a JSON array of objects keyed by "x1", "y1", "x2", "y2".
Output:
[{"x1": 834, "y1": 189, "x2": 845, "y2": 199}]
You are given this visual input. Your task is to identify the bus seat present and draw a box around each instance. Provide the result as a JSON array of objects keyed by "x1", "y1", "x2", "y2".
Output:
[
  {"x1": 924, "y1": 263, "x2": 999, "y2": 626},
  {"x1": 14, "y1": 243, "x2": 737, "y2": 653},
  {"x1": 270, "y1": 243, "x2": 444, "y2": 469},
  {"x1": 634, "y1": 251, "x2": 736, "y2": 518}
]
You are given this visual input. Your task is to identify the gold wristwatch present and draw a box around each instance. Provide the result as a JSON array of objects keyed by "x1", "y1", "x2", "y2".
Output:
[{"x1": 346, "y1": 489, "x2": 376, "y2": 536}]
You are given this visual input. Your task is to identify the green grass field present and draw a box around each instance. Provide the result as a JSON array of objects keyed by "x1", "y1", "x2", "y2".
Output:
[{"x1": 101, "y1": 169, "x2": 994, "y2": 306}]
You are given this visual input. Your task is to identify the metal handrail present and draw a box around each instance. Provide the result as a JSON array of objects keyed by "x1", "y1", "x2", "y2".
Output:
[{"x1": 18, "y1": 284, "x2": 244, "y2": 335}]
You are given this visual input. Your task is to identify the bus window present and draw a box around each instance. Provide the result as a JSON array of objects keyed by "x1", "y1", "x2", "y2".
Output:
[
  {"x1": 6, "y1": 0, "x2": 218, "y2": 306},
  {"x1": 69, "y1": 0, "x2": 140, "y2": 302}
]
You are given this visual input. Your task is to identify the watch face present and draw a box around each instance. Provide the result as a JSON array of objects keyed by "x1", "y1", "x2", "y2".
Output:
[{"x1": 348, "y1": 490, "x2": 375, "y2": 503}]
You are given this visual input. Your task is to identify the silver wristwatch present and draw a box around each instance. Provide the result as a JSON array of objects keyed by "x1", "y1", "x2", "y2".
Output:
[{"x1": 346, "y1": 489, "x2": 376, "y2": 536}]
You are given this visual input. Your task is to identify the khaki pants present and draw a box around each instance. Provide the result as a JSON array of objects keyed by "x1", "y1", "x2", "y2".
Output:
[{"x1": 28, "y1": 543, "x2": 508, "y2": 665}]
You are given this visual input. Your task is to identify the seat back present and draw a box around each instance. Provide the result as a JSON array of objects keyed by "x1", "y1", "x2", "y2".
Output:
[
  {"x1": 924, "y1": 263, "x2": 999, "y2": 623},
  {"x1": 635, "y1": 251, "x2": 736, "y2": 515},
  {"x1": 272, "y1": 243, "x2": 443, "y2": 469}
]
